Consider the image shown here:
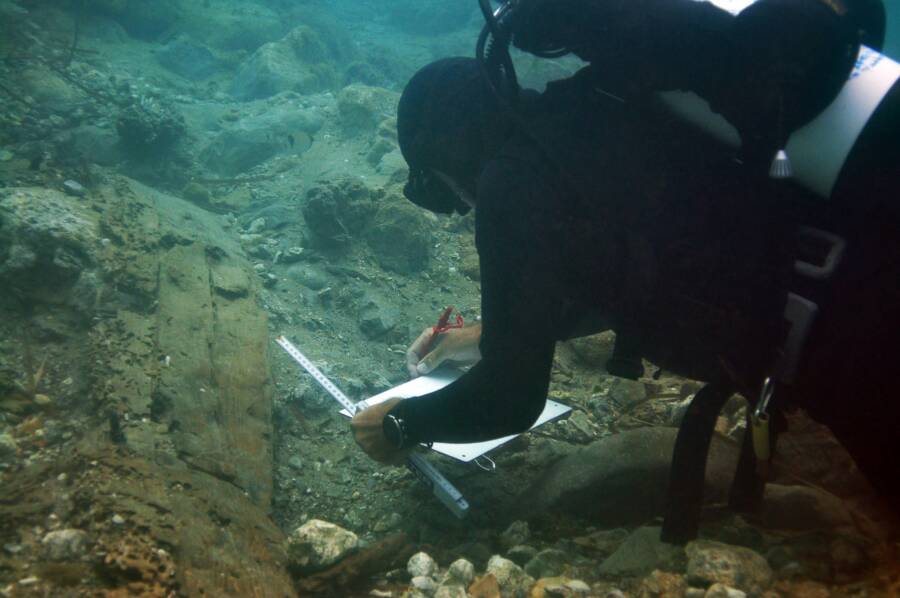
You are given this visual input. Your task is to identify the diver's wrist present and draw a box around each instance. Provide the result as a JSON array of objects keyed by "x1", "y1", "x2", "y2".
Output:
[{"x1": 383, "y1": 413, "x2": 410, "y2": 449}]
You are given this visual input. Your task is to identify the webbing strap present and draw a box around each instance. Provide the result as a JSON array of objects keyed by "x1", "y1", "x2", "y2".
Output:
[{"x1": 661, "y1": 382, "x2": 733, "y2": 545}]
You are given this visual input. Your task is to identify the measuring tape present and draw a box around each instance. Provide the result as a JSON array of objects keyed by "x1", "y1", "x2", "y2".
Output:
[
  {"x1": 275, "y1": 335, "x2": 470, "y2": 519},
  {"x1": 276, "y1": 335, "x2": 360, "y2": 414}
]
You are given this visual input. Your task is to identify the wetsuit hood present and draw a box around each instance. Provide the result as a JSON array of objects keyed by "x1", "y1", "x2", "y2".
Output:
[{"x1": 398, "y1": 57, "x2": 511, "y2": 214}]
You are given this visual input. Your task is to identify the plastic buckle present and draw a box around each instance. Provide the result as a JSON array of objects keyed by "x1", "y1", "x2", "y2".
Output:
[
  {"x1": 776, "y1": 293, "x2": 819, "y2": 384},
  {"x1": 795, "y1": 226, "x2": 845, "y2": 281}
]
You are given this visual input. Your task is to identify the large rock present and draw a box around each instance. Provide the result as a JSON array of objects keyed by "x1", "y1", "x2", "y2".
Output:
[
  {"x1": 200, "y1": 99, "x2": 321, "y2": 174},
  {"x1": 408, "y1": 551, "x2": 438, "y2": 578},
  {"x1": 524, "y1": 548, "x2": 569, "y2": 579},
  {"x1": 566, "y1": 331, "x2": 616, "y2": 368},
  {"x1": 598, "y1": 527, "x2": 685, "y2": 577},
  {"x1": 757, "y1": 484, "x2": 855, "y2": 532},
  {"x1": 485, "y1": 555, "x2": 534, "y2": 598},
  {"x1": 608, "y1": 377, "x2": 648, "y2": 408},
  {"x1": 302, "y1": 180, "x2": 378, "y2": 248},
  {"x1": 42, "y1": 529, "x2": 90, "y2": 561},
  {"x1": 286, "y1": 519, "x2": 359, "y2": 574},
  {"x1": 376, "y1": 149, "x2": 410, "y2": 183},
  {"x1": 773, "y1": 412, "x2": 874, "y2": 498},
  {"x1": 516, "y1": 427, "x2": 740, "y2": 525},
  {"x1": 365, "y1": 200, "x2": 432, "y2": 273},
  {"x1": 285, "y1": 263, "x2": 330, "y2": 291},
  {"x1": 358, "y1": 297, "x2": 399, "y2": 340},
  {"x1": 155, "y1": 35, "x2": 219, "y2": 80},
  {"x1": 686, "y1": 540, "x2": 773, "y2": 595},
  {"x1": 19, "y1": 67, "x2": 87, "y2": 114},
  {"x1": 0, "y1": 187, "x2": 97, "y2": 299},
  {"x1": 435, "y1": 585, "x2": 468, "y2": 598},
  {"x1": 636, "y1": 570, "x2": 688, "y2": 597},
  {"x1": 337, "y1": 84, "x2": 399, "y2": 135},
  {"x1": 61, "y1": 124, "x2": 123, "y2": 166},
  {"x1": 116, "y1": 98, "x2": 186, "y2": 154},
  {"x1": 441, "y1": 558, "x2": 476, "y2": 587},
  {"x1": 501, "y1": 520, "x2": 531, "y2": 550},
  {"x1": 230, "y1": 25, "x2": 337, "y2": 100}
]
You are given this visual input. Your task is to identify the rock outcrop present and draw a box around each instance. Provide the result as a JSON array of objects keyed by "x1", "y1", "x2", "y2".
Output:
[
  {"x1": 515, "y1": 427, "x2": 740, "y2": 526},
  {"x1": 230, "y1": 25, "x2": 339, "y2": 100},
  {"x1": 0, "y1": 178, "x2": 294, "y2": 596}
]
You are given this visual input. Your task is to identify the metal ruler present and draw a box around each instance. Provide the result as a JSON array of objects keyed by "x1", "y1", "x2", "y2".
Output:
[{"x1": 275, "y1": 335, "x2": 470, "y2": 519}]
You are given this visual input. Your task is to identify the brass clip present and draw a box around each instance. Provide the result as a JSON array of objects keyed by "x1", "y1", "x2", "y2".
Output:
[{"x1": 751, "y1": 377, "x2": 775, "y2": 476}]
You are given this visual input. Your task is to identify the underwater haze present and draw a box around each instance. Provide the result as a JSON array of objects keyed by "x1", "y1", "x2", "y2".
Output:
[{"x1": 1, "y1": 1, "x2": 899, "y2": 596}]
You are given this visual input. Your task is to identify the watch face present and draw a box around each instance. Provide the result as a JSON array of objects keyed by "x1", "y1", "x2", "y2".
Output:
[{"x1": 384, "y1": 415, "x2": 404, "y2": 449}]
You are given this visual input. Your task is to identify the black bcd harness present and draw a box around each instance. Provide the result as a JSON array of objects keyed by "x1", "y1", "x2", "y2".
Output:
[{"x1": 658, "y1": 224, "x2": 846, "y2": 544}]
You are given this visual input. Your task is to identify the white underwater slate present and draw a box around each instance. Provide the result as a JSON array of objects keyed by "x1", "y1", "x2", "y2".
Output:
[{"x1": 342, "y1": 367, "x2": 571, "y2": 462}]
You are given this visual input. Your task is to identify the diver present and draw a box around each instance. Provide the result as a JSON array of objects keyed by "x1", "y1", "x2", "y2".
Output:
[{"x1": 351, "y1": 0, "x2": 900, "y2": 527}]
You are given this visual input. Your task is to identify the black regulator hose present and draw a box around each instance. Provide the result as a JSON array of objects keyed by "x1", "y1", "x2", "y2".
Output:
[
  {"x1": 478, "y1": 0, "x2": 503, "y2": 40},
  {"x1": 476, "y1": 0, "x2": 520, "y2": 106}
]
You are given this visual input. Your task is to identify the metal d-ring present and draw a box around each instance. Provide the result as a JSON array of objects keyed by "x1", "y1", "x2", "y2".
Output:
[
  {"x1": 474, "y1": 456, "x2": 496, "y2": 472},
  {"x1": 754, "y1": 377, "x2": 775, "y2": 420}
]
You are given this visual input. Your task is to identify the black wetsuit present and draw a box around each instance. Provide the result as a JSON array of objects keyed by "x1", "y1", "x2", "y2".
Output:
[
  {"x1": 392, "y1": 71, "x2": 793, "y2": 443},
  {"x1": 390, "y1": 69, "x2": 900, "y2": 505}
]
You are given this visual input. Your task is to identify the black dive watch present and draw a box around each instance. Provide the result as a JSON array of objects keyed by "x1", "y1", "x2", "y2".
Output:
[{"x1": 383, "y1": 414, "x2": 410, "y2": 449}]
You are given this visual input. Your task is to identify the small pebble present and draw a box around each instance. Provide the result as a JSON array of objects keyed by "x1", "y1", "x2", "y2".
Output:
[
  {"x1": 62, "y1": 179, "x2": 86, "y2": 197},
  {"x1": 411, "y1": 575, "x2": 437, "y2": 594},
  {"x1": 408, "y1": 552, "x2": 438, "y2": 578},
  {"x1": 566, "y1": 579, "x2": 591, "y2": 593},
  {"x1": 444, "y1": 558, "x2": 475, "y2": 587},
  {"x1": 247, "y1": 217, "x2": 266, "y2": 234},
  {"x1": 705, "y1": 583, "x2": 746, "y2": 598}
]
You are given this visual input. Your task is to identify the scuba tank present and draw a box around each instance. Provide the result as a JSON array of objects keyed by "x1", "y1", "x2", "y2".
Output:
[
  {"x1": 478, "y1": 0, "x2": 898, "y2": 201},
  {"x1": 658, "y1": 0, "x2": 898, "y2": 199}
]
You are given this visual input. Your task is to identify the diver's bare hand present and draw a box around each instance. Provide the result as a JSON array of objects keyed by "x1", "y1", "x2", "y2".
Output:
[
  {"x1": 350, "y1": 397, "x2": 408, "y2": 465},
  {"x1": 406, "y1": 322, "x2": 482, "y2": 378}
]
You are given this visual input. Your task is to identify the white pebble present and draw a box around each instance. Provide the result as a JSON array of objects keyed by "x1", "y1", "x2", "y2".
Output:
[
  {"x1": 62, "y1": 179, "x2": 86, "y2": 197},
  {"x1": 407, "y1": 551, "x2": 438, "y2": 578},
  {"x1": 566, "y1": 579, "x2": 591, "y2": 594},
  {"x1": 443, "y1": 559, "x2": 475, "y2": 586},
  {"x1": 705, "y1": 583, "x2": 746, "y2": 598},
  {"x1": 411, "y1": 575, "x2": 437, "y2": 595}
]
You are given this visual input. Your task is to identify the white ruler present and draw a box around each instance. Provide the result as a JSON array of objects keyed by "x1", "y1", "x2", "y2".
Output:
[{"x1": 275, "y1": 335, "x2": 470, "y2": 519}]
